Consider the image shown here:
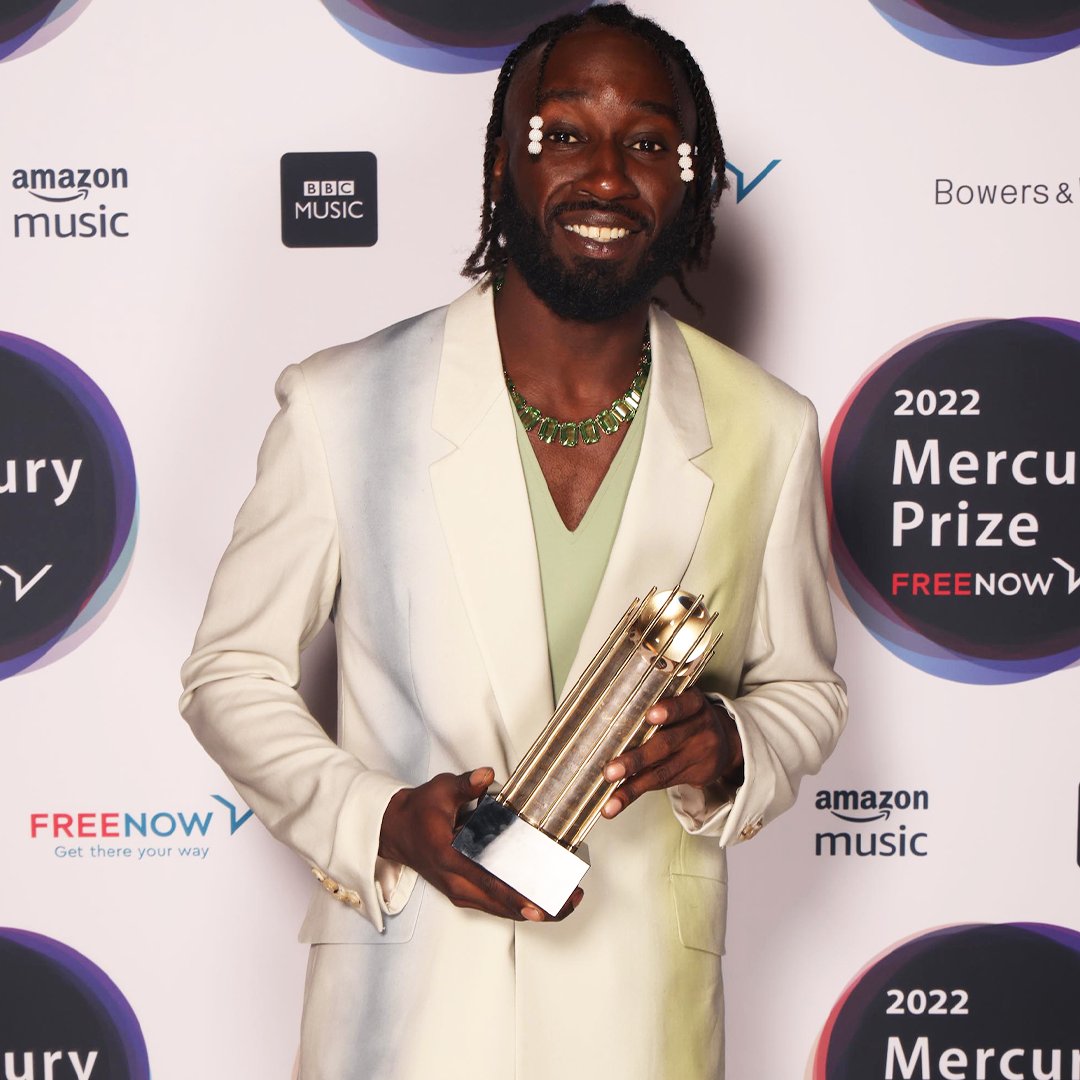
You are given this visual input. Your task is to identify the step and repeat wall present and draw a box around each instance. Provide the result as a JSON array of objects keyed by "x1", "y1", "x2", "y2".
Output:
[{"x1": 2, "y1": 1, "x2": 1079, "y2": 1077}]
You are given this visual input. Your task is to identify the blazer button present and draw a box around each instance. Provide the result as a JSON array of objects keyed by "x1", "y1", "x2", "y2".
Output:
[{"x1": 739, "y1": 819, "x2": 763, "y2": 841}]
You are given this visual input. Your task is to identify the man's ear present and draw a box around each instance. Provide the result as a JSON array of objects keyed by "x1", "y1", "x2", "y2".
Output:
[{"x1": 491, "y1": 136, "x2": 507, "y2": 203}]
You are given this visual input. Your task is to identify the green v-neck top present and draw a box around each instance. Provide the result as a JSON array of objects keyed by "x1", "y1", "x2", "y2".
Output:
[{"x1": 513, "y1": 377, "x2": 652, "y2": 699}]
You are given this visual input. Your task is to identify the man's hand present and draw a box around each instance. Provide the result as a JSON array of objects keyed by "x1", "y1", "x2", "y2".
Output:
[
  {"x1": 378, "y1": 768, "x2": 583, "y2": 922},
  {"x1": 599, "y1": 689, "x2": 744, "y2": 819}
]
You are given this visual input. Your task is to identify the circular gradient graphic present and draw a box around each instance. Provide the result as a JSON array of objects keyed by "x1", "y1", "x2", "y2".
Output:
[
  {"x1": 319, "y1": 0, "x2": 590, "y2": 72},
  {"x1": 869, "y1": 0, "x2": 1080, "y2": 64},
  {"x1": 825, "y1": 318, "x2": 1080, "y2": 684},
  {"x1": 1, "y1": 0, "x2": 95, "y2": 63},
  {"x1": 810, "y1": 923, "x2": 1080, "y2": 1079},
  {"x1": 0, "y1": 333, "x2": 138, "y2": 679},
  {"x1": 0, "y1": 929, "x2": 150, "y2": 1078}
]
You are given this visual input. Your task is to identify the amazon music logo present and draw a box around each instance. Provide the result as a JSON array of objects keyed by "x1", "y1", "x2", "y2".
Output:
[
  {"x1": 12, "y1": 166, "x2": 131, "y2": 240},
  {"x1": 320, "y1": 0, "x2": 590, "y2": 72},
  {"x1": 1, "y1": 0, "x2": 95, "y2": 62},
  {"x1": 814, "y1": 786, "x2": 929, "y2": 858},
  {"x1": 868, "y1": 0, "x2": 1080, "y2": 64}
]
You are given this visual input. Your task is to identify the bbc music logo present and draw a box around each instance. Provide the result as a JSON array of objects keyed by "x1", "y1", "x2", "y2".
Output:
[
  {"x1": 280, "y1": 152, "x2": 377, "y2": 248},
  {"x1": 0, "y1": 929, "x2": 149, "y2": 1080}
]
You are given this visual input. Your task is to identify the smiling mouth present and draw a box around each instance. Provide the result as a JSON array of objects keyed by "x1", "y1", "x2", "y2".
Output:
[{"x1": 561, "y1": 223, "x2": 633, "y2": 242}]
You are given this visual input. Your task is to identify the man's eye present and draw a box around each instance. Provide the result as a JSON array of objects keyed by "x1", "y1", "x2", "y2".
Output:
[
  {"x1": 547, "y1": 129, "x2": 580, "y2": 144},
  {"x1": 631, "y1": 137, "x2": 665, "y2": 153}
]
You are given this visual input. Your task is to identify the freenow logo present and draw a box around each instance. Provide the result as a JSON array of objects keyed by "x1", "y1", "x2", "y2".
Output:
[
  {"x1": 12, "y1": 165, "x2": 131, "y2": 240},
  {"x1": 0, "y1": 334, "x2": 138, "y2": 679},
  {"x1": 30, "y1": 794, "x2": 255, "y2": 862},
  {"x1": 814, "y1": 786, "x2": 929, "y2": 858},
  {"x1": 869, "y1": 0, "x2": 1080, "y2": 64},
  {"x1": 0, "y1": 929, "x2": 149, "y2": 1079},
  {"x1": 725, "y1": 159, "x2": 781, "y2": 203},
  {"x1": 826, "y1": 318, "x2": 1080, "y2": 684},
  {"x1": 1, "y1": 0, "x2": 95, "y2": 63},
  {"x1": 810, "y1": 923, "x2": 1080, "y2": 1079},
  {"x1": 320, "y1": 0, "x2": 590, "y2": 73},
  {"x1": 281, "y1": 152, "x2": 377, "y2": 248}
]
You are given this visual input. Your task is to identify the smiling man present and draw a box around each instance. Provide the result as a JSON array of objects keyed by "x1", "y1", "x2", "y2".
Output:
[{"x1": 181, "y1": 5, "x2": 846, "y2": 1079}]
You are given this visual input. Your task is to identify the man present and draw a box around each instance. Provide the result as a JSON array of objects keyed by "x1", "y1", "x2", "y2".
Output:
[{"x1": 180, "y1": 6, "x2": 846, "y2": 1078}]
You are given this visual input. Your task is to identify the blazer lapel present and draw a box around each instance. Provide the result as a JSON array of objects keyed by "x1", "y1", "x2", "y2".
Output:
[
  {"x1": 429, "y1": 286, "x2": 555, "y2": 761},
  {"x1": 560, "y1": 308, "x2": 714, "y2": 699}
]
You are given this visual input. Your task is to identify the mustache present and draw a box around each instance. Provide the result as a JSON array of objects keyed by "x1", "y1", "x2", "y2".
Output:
[{"x1": 543, "y1": 199, "x2": 651, "y2": 233}]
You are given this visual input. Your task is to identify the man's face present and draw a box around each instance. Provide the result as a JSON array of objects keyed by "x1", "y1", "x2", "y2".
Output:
[{"x1": 493, "y1": 25, "x2": 697, "y2": 322}]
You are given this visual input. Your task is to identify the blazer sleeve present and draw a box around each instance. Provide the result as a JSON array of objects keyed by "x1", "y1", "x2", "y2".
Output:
[
  {"x1": 179, "y1": 364, "x2": 415, "y2": 932},
  {"x1": 668, "y1": 398, "x2": 848, "y2": 842}
]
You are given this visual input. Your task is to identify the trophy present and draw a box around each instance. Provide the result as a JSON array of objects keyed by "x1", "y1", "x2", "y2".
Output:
[{"x1": 453, "y1": 588, "x2": 721, "y2": 915}]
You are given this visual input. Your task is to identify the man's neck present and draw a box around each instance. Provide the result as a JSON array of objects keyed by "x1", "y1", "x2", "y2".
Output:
[{"x1": 492, "y1": 264, "x2": 650, "y2": 414}]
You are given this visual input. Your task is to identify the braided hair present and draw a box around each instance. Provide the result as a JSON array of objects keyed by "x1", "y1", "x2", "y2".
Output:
[{"x1": 461, "y1": 3, "x2": 727, "y2": 307}]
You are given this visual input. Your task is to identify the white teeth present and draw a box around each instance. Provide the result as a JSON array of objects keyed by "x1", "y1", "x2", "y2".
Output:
[{"x1": 563, "y1": 224, "x2": 630, "y2": 241}]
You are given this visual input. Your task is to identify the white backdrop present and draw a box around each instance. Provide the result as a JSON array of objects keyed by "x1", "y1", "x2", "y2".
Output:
[{"x1": 2, "y1": 1, "x2": 1078, "y2": 1077}]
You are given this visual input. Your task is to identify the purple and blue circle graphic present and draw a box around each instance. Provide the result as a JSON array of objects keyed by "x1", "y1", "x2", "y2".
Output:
[
  {"x1": 0, "y1": 333, "x2": 138, "y2": 679},
  {"x1": 1, "y1": 0, "x2": 95, "y2": 63},
  {"x1": 319, "y1": 0, "x2": 591, "y2": 72},
  {"x1": 811, "y1": 923, "x2": 1080, "y2": 1078},
  {"x1": 825, "y1": 318, "x2": 1080, "y2": 684},
  {"x1": 869, "y1": 0, "x2": 1080, "y2": 64},
  {"x1": 0, "y1": 929, "x2": 150, "y2": 1078}
]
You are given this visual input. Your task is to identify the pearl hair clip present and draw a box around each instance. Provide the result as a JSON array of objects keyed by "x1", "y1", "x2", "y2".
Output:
[
  {"x1": 678, "y1": 142, "x2": 694, "y2": 182},
  {"x1": 528, "y1": 115, "x2": 544, "y2": 155}
]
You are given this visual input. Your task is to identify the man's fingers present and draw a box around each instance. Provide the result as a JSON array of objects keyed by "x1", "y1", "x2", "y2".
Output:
[
  {"x1": 601, "y1": 745, "x2": 708, "y2": 818},
  {"x1": 466, "y1": 767, "x2": 495, "y2": 794},
  {"x1": 645, "y1": 687, "x2": 706, "y2": 727},
  {"x1": 604, "y1": 714, "x2": 706, "y2": 782},
  {"x1": 442, "y1": 849, "x2": 550, "y2": 920}
]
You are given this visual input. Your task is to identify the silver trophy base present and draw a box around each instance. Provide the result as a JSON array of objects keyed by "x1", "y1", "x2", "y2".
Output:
[{"x1": 452, "y1": 796, "x2": 590, "y2": 917}]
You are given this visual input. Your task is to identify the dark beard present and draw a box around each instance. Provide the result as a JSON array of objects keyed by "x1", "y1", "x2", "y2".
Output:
[{"x1": 496, "y1": 169, "x2": 693, "y2": 322}]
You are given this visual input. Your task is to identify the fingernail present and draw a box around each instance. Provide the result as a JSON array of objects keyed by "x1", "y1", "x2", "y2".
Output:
[
  {"x1": 522, "y1": 906, "x2": 544, "y2": 922},
  {"x1": 602, "y1": 796, "x2": 621, "y2": 818},
  {"x1": 471, "y1": 768, "x2": 494, "y2": 786},
  {"x1": 647, "y1": 706, "x2": 665, "y2": 723},
  {"x1": 604, "y1": 762, "x2": 625, "y2": 781}
]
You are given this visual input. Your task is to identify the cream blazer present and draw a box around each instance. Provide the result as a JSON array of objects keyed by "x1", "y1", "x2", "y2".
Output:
[{"x1": 180, "y1": 284, "x2": 846, "y2": 1080}]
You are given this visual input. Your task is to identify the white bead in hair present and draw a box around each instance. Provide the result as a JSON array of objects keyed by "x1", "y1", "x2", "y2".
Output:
[
  {"x1": 528, "y1": 114, "x2": 544, "y2": 155},
  {"x1": 677, "y1": 142, "x2": 694, "y2": 182}
]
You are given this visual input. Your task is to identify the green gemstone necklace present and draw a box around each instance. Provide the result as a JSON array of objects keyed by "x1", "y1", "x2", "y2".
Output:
[{"x1": 504, "y1": 339, "x2": 651, "y2": 448}]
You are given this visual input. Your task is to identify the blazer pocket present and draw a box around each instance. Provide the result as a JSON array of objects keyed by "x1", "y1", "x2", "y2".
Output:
[{"x1": 670, "y1": 873, "x2": 727, "y2": 956}]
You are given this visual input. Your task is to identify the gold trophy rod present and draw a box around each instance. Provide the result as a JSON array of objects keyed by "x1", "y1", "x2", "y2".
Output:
[
  {"x1": 563, "y1": 622, "x2": 721, "y2": 850},
  {"x1": 557, "y1": 609, "x2": 720, "y2": 847},
  {"x1": 499, "y1": 593, "x2": 651, "y2": 806},
  {"x1": 517, "y1": 590, "x2": 688, "y2": 821},
  {"x1": 540, "y1": 596, "x2": 709, "y2": 837}
]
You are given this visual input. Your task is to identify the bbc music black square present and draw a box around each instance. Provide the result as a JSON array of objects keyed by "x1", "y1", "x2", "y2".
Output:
[{"x1": 280, "y1": 151, "x2": 378, "y2": 248}]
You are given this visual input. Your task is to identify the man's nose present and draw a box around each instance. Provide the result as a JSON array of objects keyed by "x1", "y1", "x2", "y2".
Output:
[{"x1": 575, "y1": 140, "x2": 639, "y2": 202}]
